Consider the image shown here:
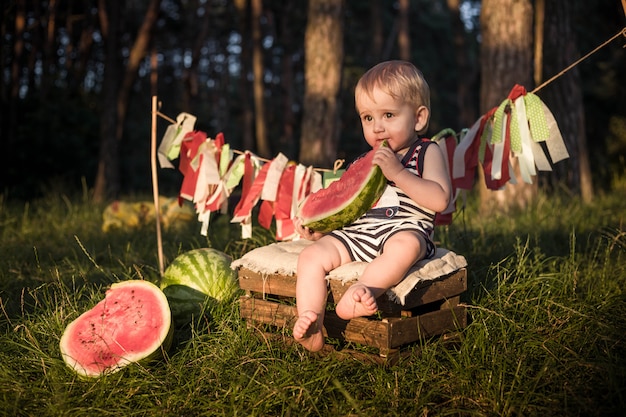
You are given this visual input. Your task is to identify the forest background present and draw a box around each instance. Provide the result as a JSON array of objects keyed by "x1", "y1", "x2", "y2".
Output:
[{"x1": 1, "y1": 0, "x2": 625, "y2": 209}]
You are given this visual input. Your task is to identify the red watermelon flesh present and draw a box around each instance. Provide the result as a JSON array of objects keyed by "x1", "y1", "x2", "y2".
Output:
[
  {"x1": 297, "y1": 144, "x2": 387, "y2": 233},
  {"x1": 60, "y1": 280, "x2": 173, "y2": 377}
]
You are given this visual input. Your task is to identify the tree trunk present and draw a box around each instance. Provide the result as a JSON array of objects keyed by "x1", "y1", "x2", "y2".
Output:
[
  {"x1": 93, "y1": 0, "x2": 121, "y2": 202},
  {"x1": 541, "y1": 0, "x2": 592, "y2": 202},
  {"x1": 2, "y1": 0, "x2": 25, "y2": 184},
  {"x1": 116, "y1": 0, "x2": 161, "y2": 142},
  {"x1": 32, "y1": 1, "x2": 45, "y2": 95},
  {"x1": 533, "y1": 0, "x2": 544, "y2": 87},
  {"x1": 368, "y1": 0, "x2": 383, "y2": 65},
  {"x1": 251, "y1": 0, "x2": 270, "y2": 157},
  {"x1": 447, "y1": 0, "x2": 477, "y2": 130},
  {"x1": 478, "y1": 0, "x2": 535, "y2": 213},
  {"x1": 182, "y1": 0, "x2": 210, "y2": 110},
  {"x1": 299, "y1": 0, "x2": 344, "y2": 167},
  {"x1": 234, "y1": 0, "x2": 255, "y2": 152},
  {"x1": 93, "y1": 0, "x2": 160, "y2": 202},
  {"x1": 397, "y1": 0, "x2": 410, "y2": 61},
  {"x1": 278, "y1": 0, "x2": 297, "y2": 157}
]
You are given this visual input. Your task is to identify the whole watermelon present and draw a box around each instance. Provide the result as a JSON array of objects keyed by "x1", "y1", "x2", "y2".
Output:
[
  {"x1": 160, "y1": 248, "x2": 240, "y2": 323},
  {"x1": 60, "y1": 280, "x2": 173, "y2": 378}
]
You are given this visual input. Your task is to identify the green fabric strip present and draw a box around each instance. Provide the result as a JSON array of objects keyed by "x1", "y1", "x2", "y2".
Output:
[
  {"x1": 525, "y1": 93, "x2": 550, "y2": 142},
  {"x1": 509, "y1": 102, "x2": 521, "y2": 153},
  {"x1": 490, "y1": 99, "x2": 509, "y2": 145}
]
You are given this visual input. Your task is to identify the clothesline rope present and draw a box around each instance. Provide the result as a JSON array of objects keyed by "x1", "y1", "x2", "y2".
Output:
[{"x1": 533, "y1": 26, "x2": 626, "y2": 94}]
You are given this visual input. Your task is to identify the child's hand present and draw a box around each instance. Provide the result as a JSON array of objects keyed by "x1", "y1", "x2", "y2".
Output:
[
  {"x1": 373, "y1": 146, "x2": 404, "y2": 181},
  {"x1": 294, "y1": 217, "x2": 324, "y2": 241}
]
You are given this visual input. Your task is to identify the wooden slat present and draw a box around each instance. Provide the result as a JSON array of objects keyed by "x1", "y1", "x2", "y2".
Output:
[
  {"x1": 239, "y1": 296, "x2": 297, "y2": 328},
  {"x1": 400, "y1": 295, "x2": 460, "y2": 317},
  {"x1": 401, "y1": 268, "x2": 467, "y2": 309},
  {"x1": 387, "y1": 305, "x2": 466, "y2": 348},
  {"x1": 324, "y1": 312, "x2": 391, "y2": 348},
  {"x1": 238, "y1": 268, "x2": 297, "y2": 297},
  {"x1": 440, "y1": 295, "x2": 460, "y2": 309},
  {"x1": 240, "y1": 296, "x2": 467, "y2": 350}
]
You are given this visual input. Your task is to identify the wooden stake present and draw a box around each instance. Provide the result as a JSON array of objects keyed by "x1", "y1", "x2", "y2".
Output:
[{"x1": 151, "y1": 95, "x2": 165, "y2": 276}]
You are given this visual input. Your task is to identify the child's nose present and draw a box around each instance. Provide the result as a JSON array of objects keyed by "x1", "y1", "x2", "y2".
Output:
[{"x1": 373, "y1": 119, "x2": 385, "y2": 132}]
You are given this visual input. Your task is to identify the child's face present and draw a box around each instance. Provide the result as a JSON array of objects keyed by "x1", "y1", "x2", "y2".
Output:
[{"x1": 356, "y1": 86, "x2": 428, "y2": 153}]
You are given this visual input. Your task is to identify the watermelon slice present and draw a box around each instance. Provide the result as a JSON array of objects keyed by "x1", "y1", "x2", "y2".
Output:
[
  {"x1": 59, "y1": 280, "x2": 173, "y2": 378},
  {"x1": 297, "y1": 145, "x2": 386, "y2": 233}
]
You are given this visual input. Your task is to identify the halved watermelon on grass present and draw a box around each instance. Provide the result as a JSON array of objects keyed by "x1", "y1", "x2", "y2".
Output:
[
  {"x1": 59, "y1": 280, "x2": 173, "y2": 378},
  {"x1": 297, "y1": 145, "x2": 387, "y2": 233}
]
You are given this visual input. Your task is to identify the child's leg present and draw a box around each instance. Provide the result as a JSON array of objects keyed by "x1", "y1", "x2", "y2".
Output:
[
  {"x1": 336, "y1": 231, "x2": 426, "y2": 320},
  {"x1": 293, "y1": 236, "x2": 350, "y2": 352}
]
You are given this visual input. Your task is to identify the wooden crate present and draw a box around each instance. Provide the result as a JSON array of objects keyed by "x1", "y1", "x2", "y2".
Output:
[{"x1": 238, "y1": 266, "x2": 467, "y2": 357}]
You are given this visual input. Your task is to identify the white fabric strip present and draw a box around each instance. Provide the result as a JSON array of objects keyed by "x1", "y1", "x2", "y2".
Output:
[
  {"x1": 514, "y1": 96, "x2": 536, "y2": 183},
  {"x1": 291, "y1": 164, "x2": 307, "y2": 219},
  {"x1": 490, "y1": 112, "x2": 507, "y2": 181},
  {"x1": 261, "y1": 153, "x2": 288, "y2": 202},
  {"x1": 542, "y1": 102, "x2": 570, "y2": 163},
  {"x1": 452, "y1": 117, "x2": 481, "y2": 179}
]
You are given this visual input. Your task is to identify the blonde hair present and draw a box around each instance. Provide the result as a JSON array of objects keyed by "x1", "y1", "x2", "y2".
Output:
[{"x1": 355, "y1": 60, "x2": 431, "y2": 134}]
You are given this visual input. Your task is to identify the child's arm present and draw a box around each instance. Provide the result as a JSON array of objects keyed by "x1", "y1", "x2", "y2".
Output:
[{"x1": 373, "y1": 144, "x2": 451, "y2": 213}]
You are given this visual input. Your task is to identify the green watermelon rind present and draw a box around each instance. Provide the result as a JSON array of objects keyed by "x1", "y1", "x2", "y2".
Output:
[
  {"x1": 299, "y1": 151, "x2": 387, "y2": 233},
  {"x1": 161, "y1": 284, "x2": 213, "y2": 326},
  {"x1": 160, "y1": 248, "x2": 240, "y2": 303},
  {"x1": 59, "y1": 280, "x2": 173, "y2": 378}
]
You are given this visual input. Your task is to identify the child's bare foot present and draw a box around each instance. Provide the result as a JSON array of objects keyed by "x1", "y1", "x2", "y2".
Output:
[
  {"x1": 293, "y1": 310, "x2": 325, "y2": 352},
  {"x1": 336, "y1": 283, "x2": 378, "y2": 320}
]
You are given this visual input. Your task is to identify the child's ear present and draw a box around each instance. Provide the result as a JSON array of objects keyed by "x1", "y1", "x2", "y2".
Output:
[{"x1": 414, "y1": 105, "x2": 430, "y2": 133}]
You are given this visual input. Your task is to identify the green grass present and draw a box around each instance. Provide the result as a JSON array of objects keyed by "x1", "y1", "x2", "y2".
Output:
[{"x1": 1, "y1": 187, "x2": 625, "y2": 416}]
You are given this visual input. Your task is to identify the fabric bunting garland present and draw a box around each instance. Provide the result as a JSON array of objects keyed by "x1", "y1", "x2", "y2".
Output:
[
  {"x1": 452, "y1": 84, "x2": 569, "y2": 190},
  {"x1": 158, "y1": 114, "x2": 322, "y2": 239}
]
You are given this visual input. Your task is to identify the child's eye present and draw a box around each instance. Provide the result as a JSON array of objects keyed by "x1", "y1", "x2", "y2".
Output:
[
  {"x1": 362, "y1": 115, "x2": 373, "y2": 122},
  {"x1": 384, "y1": 112, "x2": 394, "y2": 118}
]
